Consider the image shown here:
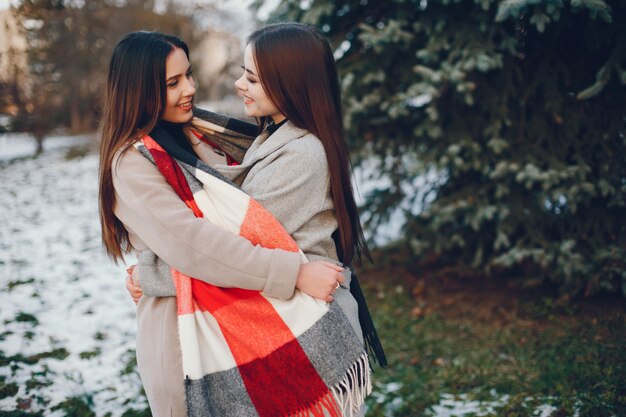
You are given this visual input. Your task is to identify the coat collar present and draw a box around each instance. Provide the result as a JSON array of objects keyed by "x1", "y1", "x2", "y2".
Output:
[
  {"x1": 245, "y1": 121, "x2": 308, "y2": 163},
  {"x1": 219, "y1": 121, "x2": 309, "y2": 175}
]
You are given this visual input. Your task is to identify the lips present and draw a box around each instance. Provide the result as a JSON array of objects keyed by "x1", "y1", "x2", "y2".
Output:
[{"x1": 177, "y1": 101, "x2": 192, "y2": 111}]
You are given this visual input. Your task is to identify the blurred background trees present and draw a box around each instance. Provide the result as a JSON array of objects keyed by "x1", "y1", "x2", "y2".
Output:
[
  {"x1": 0, "y1": 0, "x2": 241, "y2": 152},
  {"x1": 1, "y1": 0, "x2": 624, "y2": 298},
  {"x1": 259, "y1": 0, "x2": 626, "y2": 298}
]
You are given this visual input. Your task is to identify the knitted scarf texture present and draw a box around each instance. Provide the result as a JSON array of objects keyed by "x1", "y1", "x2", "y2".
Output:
[{"x1": 134, "y1": 121, "x2": 371, "y2": 417}]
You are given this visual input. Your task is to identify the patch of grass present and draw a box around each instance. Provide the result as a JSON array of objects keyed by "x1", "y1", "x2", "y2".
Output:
[
  {"x1": 64, "y1": 144, "x2": 91, "y2": 160},
  {"x1": 361, "y1": 281, "x2": 626, "y2": 417},
  {"x1": 0, "y1": 380, "x2": 19, "y2": 399},
  {"x1": 93, "y1": 331, "x2": 107, "y2": 341},
  {"x1": 0, "y1": 348, "x2": 70, "y2": 367},
  {"x1": 12, "y1": 312, "x2": 39, "y2": 325},
  {"x1": 121, "y1": 407, "x2": 152, "y2": 417},
  {"x1": 24, "y1": 367, "x2": 54, "y2": 394},
  {"x1": 0, "y1": 412, "x2": 42, "y2": 417},
  {"x1": 119, "y1": 349, "x2": 138, "y2": 376},
  {"x1": 6, "y1": 278, "x2": 35, "y2": 290},
  {"x1": 79, "y1": 348, "x2": 101, "y2": 360},
  {"x1": 51, "y1": 395, "x2": 95, "y2": 417},
  {"x1": 25, "y1": 377, "x2": 53, "y2": 393}
]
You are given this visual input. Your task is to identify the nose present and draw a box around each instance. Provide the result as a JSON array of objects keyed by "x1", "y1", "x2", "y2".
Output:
[
  {"x1": 235, "y1": 74, "x2": 246, "y2": 92},
  {"x1": 183, "y1": 76, "x2": 196, "y2": 97}
]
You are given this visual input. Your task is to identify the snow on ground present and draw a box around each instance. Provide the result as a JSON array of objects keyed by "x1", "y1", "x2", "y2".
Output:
[
  {"x1": 0, "y1": 132, "x2": 90, "y2": 162},
  {"x1": 0, "y1": 133, "x2": 144, "y2": 415},
  {"x1": 372, "y1": 382, "x2": 564, "y2": 417}
]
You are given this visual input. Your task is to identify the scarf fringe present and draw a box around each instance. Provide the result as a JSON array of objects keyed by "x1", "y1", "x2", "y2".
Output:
[
  {"x1": 329, "y1": 353, "x2": 372, "y2": 417},
  {"x1": 294, "y1": 391, "x2": 341, "y2": 417}
]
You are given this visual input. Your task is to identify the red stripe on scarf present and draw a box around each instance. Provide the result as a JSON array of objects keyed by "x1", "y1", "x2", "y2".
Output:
[
  {"x1": 143, "y1": 135, "x2": 203, "y2": 217},
  {"x1": 189, "y1": 279, "x2": 338, "y2": 417},
  {"x1": 143, "y1": 136, "x2": 341, "y2": 417},
  {"x1": 190, "y1": 282, "x2": 297, "y2": 362}
]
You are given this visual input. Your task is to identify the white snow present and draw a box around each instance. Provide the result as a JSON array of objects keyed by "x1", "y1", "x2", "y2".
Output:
[
  {"x1": 0, "y1": 133, "x2": 144, "y2": 415},
  {"x1": 427, "y1": 393, "x2": 510, "y2": 417},
  {"x1": 370, "y1": 381, "x2": 572, "y2": 417},
  {"x1": 0, "y1": 132, "x2": 90, "y2": 161}
]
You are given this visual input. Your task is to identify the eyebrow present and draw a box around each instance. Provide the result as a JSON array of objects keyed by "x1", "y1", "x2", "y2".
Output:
[
  {"x1": 241, "y1": 65, "x2": 258, "y2": 77},
  {"x1": 167, "y1": 65, "x2": 192, "y2": 82}
]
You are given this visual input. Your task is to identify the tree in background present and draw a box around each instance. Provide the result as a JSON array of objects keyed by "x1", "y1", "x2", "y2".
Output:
[
  {"x1": 8, "y1": 0, "x2": 226, "y2": 149},
  {"x1": 258, "y1": 0, "x2": 626, "y2": 297},
  {"x1": 0, "y1": 8, "x2": 28, "y2": 136}
]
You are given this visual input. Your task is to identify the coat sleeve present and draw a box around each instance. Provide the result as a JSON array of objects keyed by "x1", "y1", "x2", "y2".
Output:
[{"x1": 112, "y1": 146, "x2": 301, "y2": 300}]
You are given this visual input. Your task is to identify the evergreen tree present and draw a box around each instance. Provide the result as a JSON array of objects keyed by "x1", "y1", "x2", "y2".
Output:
[{"x1": 258, "y1": 0, "x2": 626, "y2": 297}]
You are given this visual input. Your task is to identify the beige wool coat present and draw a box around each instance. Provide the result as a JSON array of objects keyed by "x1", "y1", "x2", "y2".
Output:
[{"x1": 112, "y1": 121, "x2": 363, "y2": 416}]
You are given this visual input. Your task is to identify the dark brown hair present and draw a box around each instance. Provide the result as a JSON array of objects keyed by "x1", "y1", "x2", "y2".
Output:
[
  {"x1": 248, "y1": 22, "x2": 370, "y2": 265},
  {"x1": 99, "y1": 31, "x2": 189, "y2": 262}
]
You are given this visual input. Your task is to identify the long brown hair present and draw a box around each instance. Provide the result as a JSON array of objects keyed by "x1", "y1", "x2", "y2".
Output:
[
  {"x1": 248, "y1": 23, "x2": 370, "y2": 265},
  {"x1": 99, "y1": 31, "x2": 189, "y2": 262}
]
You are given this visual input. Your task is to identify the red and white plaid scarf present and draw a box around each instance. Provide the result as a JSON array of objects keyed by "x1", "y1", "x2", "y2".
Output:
[{"x1": 134, "y1": 126, "x2": 371, "y2": 417}]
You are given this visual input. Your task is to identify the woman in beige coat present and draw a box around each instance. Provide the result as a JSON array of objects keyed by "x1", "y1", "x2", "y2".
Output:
[{"x1": 99, "y1": 30, "x2": 353, "y2": 417}]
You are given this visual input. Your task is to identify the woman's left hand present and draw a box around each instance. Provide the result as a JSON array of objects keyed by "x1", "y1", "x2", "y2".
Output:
[{"x1": 126, "y1": 266, "x2": 143, "y2": 305}]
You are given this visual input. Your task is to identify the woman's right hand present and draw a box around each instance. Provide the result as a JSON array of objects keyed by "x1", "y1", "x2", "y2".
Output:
[{"x1": 295, "y1": 260, "x2": 345, "y2": 303}]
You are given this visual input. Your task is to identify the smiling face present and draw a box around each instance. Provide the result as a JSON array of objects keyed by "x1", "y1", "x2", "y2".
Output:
[
  {"x1": 234, "y1": 44, "x2": 285, "y2": 124},
  {"x1": 161, "y1": 47, "x2": 196, "y2": 124}
]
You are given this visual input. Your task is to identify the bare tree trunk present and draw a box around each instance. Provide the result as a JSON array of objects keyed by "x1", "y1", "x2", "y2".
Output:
[
  {"x1": 34, "y1": 133, "x2": 44, "y2": 156},
  {"x1": 70, "y1": 96, "x2": 81, "y2": 134},
  {"x1": 81, "y1": 112, "x2": 94, "y2": 132}
]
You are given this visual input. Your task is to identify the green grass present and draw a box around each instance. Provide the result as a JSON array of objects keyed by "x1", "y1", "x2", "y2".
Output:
[
  {"x1": 362, "y1": 282, "x2": 626, "y2": 417},
  {"x1": 78, "y1": 348, "x2": 101, "y2": 360},
  {"x1": 5, "y1": 278, "x2": 35, "y2": 291},
  {"x1": 0, "y1": 348, "x2": 70, "y2": 367},
  {"x1": 50, "y1": 395, "x2": 95, "y2": 417},
  {"x1": 0, "y1": 376, "x2": 19, "y2": 400}
]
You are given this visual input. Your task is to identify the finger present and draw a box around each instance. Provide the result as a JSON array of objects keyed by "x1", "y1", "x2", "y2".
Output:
[
  {"x1": 128, "y1": 282, "x2": 141, "y2": 294},
  {"x1": 319, "y1": 261, "x2": 344, "y2": 272},
  {"x1": 127, "y1": 277, "x2": 142, "y2": 292},
  {"x1": 125, "y1": 276, "x2": 134, "y2": 291},
  {"x1": 131, "y1": 266, "x2": 141, "y2": 286},
  {"x1": 337, "y1": 273, "x2": 346, "y2": 284},
  {"x1": 326, "y1": 295, "x2": 334, "y2": 303}
]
